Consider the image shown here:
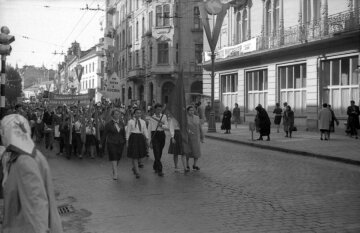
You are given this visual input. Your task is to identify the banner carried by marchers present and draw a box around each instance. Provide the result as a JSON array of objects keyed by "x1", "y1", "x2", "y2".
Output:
[{"x1": 47, "y1": 93, "x2": 91, "y2": 106}]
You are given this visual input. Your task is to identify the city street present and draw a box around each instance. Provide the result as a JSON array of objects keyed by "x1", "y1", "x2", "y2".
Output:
[{"x1": 47, "y1": 137, "x2": 360, "y2": 233}]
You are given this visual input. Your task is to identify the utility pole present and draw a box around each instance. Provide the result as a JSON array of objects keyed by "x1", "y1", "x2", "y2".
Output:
[{"x1": 0, "y1": 26, "x2": 15, "y2": 118}]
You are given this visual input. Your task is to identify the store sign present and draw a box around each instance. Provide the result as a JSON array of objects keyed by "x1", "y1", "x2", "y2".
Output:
[
  {"x1": 107, "y1": 72, "x2": 121, "y2": 93},
  {"x1": 48, "y1": 92, "x2": 91, "y2": 105},
  {"x1": 218, "y1": 37, "x2": 257, "y2": 59}
]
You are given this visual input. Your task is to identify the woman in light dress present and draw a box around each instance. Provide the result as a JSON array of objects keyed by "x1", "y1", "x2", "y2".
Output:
[{"x1": 186, "y1": 106, "x2": 204, "y2": 171}]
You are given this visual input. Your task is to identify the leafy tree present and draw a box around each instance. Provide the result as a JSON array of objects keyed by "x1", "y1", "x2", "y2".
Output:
[{"x1": 5, "y1": 65, "x2": 22, "y2": 105}]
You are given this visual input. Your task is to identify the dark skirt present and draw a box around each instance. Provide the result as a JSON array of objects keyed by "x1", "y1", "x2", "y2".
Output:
[
  {"x1": 107, "y1": 142, "x2": 125, "y2": 161},
  {"x1": 85, "y1": 135, "x2": 97, "y2": 147},
  {"x1": 274, "y1": 115, "x2": 282, "y2": 125},
  {"x1": 168, "y1": 130, "x2": 183, "y2": 155},
  {"x1": 127, "y1": 133, "x2": 147, "y2": 159}
]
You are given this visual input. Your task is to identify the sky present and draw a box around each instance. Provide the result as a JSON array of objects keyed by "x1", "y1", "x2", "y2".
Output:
[{"x1": 0, "y1": 0, "x2": 105, "y2": 70}]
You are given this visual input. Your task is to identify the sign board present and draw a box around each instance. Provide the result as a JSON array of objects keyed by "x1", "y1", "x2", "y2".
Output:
[
  {"x1": 48, "y1": 92, "x2": 91, "y2": 106},
  {"x1": 107, "y1": 72, "x2": 121, "y2": 93}
]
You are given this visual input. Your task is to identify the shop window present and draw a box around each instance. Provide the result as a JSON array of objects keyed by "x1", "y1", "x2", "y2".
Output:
[
  {"x1": 279, "y1": 64, "x2": 307, "y2": 113},
  {"x1": 247, "y1": 69, "x2": 268, "y2": 112},
  {"x1": 158, "y1": 42, "x2": 169, "y2": 64}
]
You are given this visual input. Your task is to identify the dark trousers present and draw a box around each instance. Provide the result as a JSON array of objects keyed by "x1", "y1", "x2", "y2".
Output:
[
  {"x1": 151, "y1": 131, "x2": 166, "y2": 172},
  {"x1": 74, "y1": 133, "x2": 83, "y2": 155},
  {"x1": 44, "y1": 131, "x2": 54, "y2": 148},
  {"x1": 58, "y1": 135, "x2": 64, "y2": 153}
]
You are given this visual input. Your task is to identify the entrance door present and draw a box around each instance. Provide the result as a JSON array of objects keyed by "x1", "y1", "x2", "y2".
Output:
[{"x1": 161, "y1": 81, "x2": 175, "y2": 104}]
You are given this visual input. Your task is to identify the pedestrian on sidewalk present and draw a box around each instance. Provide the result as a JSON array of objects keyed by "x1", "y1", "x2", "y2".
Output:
[
  {"x1": 273, "y1": 103, "x2": 282, "y2": 133},
  {"x1": 328, "y1": 104, "x2": 339, "y2": 139},
  {"x1": 167, "y1": 113, "x2": 187, "y2": 173},
  {"x1": 255, "y1": 104, "x2": 271, "y2": 141},
  {"x1": 318, "y1": 103, "x2": 332, "y2": 140},
  {"x1": 221, "y1": 106, "x2": 232, "y2": 134},
  {"x1": 148, "y1": 104, "x2": 168, "y2": 177},
  {"x1": 283, "y1": 105, "x2": 295, "y2": 138},
  {"x1": 205, "y1": 102, "x2": 211, "y2": 123},
  {"x1": 186, "y1": 105, "x2": 204, "y2": 171},
  {"x1": 233, "y1": 103, "x2": 241, "y2": 128},
  {"x1": 101, "y1": 109, "x2": 126, "y2": 180},
  {"x1": 346, "y1": 100, "x2": 359, "y2": 139},
  {"x1": 127, "y1": 108, "x2": 149, "y2": 179},
  {"x1": 0, "y1": 114, "x2": 63, "y2": 233}
]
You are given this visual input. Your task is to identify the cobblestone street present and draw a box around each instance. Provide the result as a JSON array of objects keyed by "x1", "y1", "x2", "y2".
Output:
[{"x1": 48, "y1": 137, "x2": 360, "y2": 233}]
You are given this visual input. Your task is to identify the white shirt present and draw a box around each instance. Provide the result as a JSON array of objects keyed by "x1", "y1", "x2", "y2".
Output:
[
  {"x1": 126, "y1": 118, "x2": 148, "y2": 140},
  {"x1": 147, "y1": 114, "x2": 168, "y2": 136},
  {"x1": 168, "y1": 118, "x2": 180, "y2": 138}
]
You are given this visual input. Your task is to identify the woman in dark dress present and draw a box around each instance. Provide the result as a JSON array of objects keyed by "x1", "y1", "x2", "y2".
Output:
[
  {"x1": 101, "y1": 109, "x2": 126, "y2": 180},
  {"x1": 347, "y1": 100, "x2": 360, "y2": 139},
  {"x1": 255, "y1": 104, "x2": 271, "y2": 141},
  {"x1": 273, "y1": 103, "x2": 282, "y2": 133},
  {"x1": 126, "y1": 108, "x2": 149, "y2": 179},
  {"x1": 221, "y1": 106, "x2": 232, "y2": 134}
]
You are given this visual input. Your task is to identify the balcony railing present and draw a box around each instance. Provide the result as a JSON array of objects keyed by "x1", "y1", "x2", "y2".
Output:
[{"x1": 210, "y1": 8, "x2": 360, "y2": 61}]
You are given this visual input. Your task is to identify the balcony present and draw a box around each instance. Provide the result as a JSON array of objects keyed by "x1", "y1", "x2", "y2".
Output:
[
  {"x1": 128, "y1": 67, "x2": 145, "y2": 80},
  {"x1": 207, "y1": 8, "x2": 360, "y2": 62}
]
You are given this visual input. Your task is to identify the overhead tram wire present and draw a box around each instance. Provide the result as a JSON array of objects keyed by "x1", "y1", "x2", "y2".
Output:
[{"x1": 49, "y1": 0, "x2": 100, "y2": 66}]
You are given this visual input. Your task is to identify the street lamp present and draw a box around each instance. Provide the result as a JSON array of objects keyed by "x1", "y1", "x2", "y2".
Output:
[{"x1": 199, "y1": 0, "x2": 229, "y2": 132}]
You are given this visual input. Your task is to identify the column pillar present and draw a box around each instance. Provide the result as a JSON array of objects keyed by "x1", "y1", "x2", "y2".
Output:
[
  {"x1": 321, "y1": 0, "x2": 328, "y2": 36},
  {"x1": 279, "y1": 0, "x2": 284, "y2": 45},
  {"x1": 247, "y1": 6, "x2": 251, "y2": 40},
  {"x1": 261, "y1": 0, "x2": 266, "y2": 49}
]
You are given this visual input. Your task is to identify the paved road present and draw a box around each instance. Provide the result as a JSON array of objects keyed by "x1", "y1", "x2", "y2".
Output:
[{"x1": 48, "y1": 138, "x2": 360, "y2": 233}]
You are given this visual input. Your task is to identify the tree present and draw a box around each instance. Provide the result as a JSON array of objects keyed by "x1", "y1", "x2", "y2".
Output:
[{"x1": 5, "y1": 65, "x2": 22, "y2": 105}]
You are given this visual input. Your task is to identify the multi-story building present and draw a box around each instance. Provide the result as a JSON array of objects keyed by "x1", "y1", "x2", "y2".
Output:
[
  {"x1": 104, "y1": 0, "x2": 204, "y2": 108},
  {"x1": 56, "y1": 40, "x2": 106, "y2": 102},
  {"x1": 203, "y1": 0, "x2": 360, "y2": 130}
]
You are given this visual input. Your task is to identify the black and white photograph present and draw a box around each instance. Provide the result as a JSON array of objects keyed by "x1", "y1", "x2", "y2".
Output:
[{"x1": 0, "y1": 0, "x2": 359, "y2": 232}]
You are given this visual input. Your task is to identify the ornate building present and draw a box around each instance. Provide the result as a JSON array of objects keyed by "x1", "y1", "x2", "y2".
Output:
[
  {"x1": 104, "y1": 0, "x2": 204, "y2": 108},
  {"x1": 203, "y1": 0, "x2": 360, "y2": 129}
]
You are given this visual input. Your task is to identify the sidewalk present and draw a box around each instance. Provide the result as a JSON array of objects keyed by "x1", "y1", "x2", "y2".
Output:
[{"x1": 203, "y1": 123, "x2": 360, "y2": 166}]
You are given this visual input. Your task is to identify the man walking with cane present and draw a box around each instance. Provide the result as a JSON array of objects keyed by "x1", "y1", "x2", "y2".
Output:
[{"x1": 148, "y1": 103, "x2": 168, "y2": 177}]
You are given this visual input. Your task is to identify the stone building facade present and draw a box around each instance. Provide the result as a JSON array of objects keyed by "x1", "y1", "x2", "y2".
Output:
[
  {"x1": 203, "y1": 0, "x2": 360, "y2": 129},
  {"x1": 104, "y1": 0, "x2": 204, "y2": 108}
]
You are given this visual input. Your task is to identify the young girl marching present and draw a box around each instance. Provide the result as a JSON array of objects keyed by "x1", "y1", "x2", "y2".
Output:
[
  {"x1": 126, "y1": 108, "x2": 149, "y2": 179},
  {"x1": 85, "y1": 119, "x2": 97, "y2": 159}
]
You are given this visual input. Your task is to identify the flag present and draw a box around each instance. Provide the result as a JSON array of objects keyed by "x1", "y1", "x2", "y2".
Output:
[{"x1": 167, "y1": 69, "x2": 190, "y2": 155}]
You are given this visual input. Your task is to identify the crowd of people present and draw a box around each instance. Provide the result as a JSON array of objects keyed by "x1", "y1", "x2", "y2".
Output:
[
  {"x1": 3, "y1": 100, "x2": 205, "y2": 180},
  {"x1": 218, "y1": 100, "x2": 360, "y2": 141}
]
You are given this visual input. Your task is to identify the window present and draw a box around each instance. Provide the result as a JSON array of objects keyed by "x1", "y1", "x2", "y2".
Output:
[
  {"x1": 195, "y1": 44, "x2": 203, "y2": 64},
  {"x1": 129, "y1": 52, "x2": 132, "y2": 70},
  {"x1": 163, "y1": 5, "x2": 170, "y2": 26},
  {"x1": 156, "y1": 6, "x2": 162, "y2": 26},
  {"x1": 175, "y1": 43, "x2": 178, "y2": 64},
  {"x1": 136, "y1": 21, "x2": 139, "y2": 41},
  {"x1": 92, "y1": 79, "x2": 94, "y2": 88},
  {"x1": 194, "y1": 7, "x2": 200, "y2": 29},
  {"x1": 136, "y1": 51, "x2": 139, "y2": 67},
  {"x1": 321, "y1": 56, "x2": 359, "y2": 114},
  {"x1": 93, "y1": 62, "x2": 94, "y2": 72},
  {"x1": 158, "y1": 43, "x2": 169, "y2": 64},
  {"x1": 122, "y1": 30, "x2": 125, "y2": 49},
  {"x1": 142, "y1": 17, "x2": 145, "y2": 36},
  {"x1": 246, "y1": 69, "x2": 268, "y2": 111},
  {"x1": 128, "y1": 26, "x2": 132, "y2": 46},
  {"x1": 142, "y1": 48, "x2": 145, "y2": 68},
  {"x1": 150, "y1": 45, "x2": 153, "y2": 65},
  {"x1": 279, "y1": 64, "x2": 307, "y2": 113},
  {"x1": 156, "y1": 4, "x2": 170, "y2": 27},
  {"x1": 303, "y1": 0, "x2": 321, "y2": 23},
  {"x1": 221, "y1": 74, "x2": 238, "y2": 110},
  {"x1": 149, "y1": 11, "x2": 153, "y2": 31}
]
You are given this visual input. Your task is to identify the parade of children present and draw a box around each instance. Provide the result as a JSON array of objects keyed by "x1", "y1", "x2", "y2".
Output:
[{"x1": 2, "y1": 100, "x2": 206, "y2": 181}]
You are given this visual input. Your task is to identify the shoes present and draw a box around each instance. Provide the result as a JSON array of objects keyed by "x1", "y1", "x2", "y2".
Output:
[
  {"x1": 192, "y1": 165, "x2": 200, "y2": 171},
  {"x1": 184, "y1": 168, "x2": 190, "y2": 173},
  {"x1": 324, "y1": 138, "x2": 328, "y2": 141},
  {"x1": 132, "y1": 167, "x2": 140, "y2": 178},
  {"x1": 158, "y1": 172, "x2": 164, "y2": 177},
  {"x1": 266, "y1": 138, "x2": 270, "y2": 141},
  {"x1": 256, "y1": 138, "x2": 263, "y2": 141},
  {"x1": 174, "y1": 167, "x2": 180, "y2": 173},
  {"x1": 79, "y1": 155, "x2": 83, "y2": 159},
  {"x1": 320, "y1": 138, "x2": 323, "y2": 140},
  {"x1": 50, "y1": 146, "x2": 53, "y2": 151},
  {"x1": 138, "y1": 163, "x2": 144, "y2": 168},
  {"x1": 56, "y1": 152, "x2": 63, "y2": 156}
]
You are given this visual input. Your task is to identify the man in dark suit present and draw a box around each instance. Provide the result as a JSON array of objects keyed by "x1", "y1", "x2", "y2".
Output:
[
  {"x1": 347, "y1": 100, "x2": 360, "y2": 139},
  {"x1": 101, "y1": 109, "x2": 126, "y2": 180}
]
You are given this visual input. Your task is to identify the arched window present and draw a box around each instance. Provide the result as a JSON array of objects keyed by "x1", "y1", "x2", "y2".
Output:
[
  {"x1": 236, "y1": 12, "x2": 242, "y2": 43},
  {"x1": 156, "y1": 5, "x2": 162, "y2": 26},
  {"x1": 194, "y1": 6, "x2": 200, "y2": 29}
]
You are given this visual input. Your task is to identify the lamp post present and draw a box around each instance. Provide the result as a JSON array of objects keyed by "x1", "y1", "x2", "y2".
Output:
[{"x1": 198, "y1": 0, "x2": 229, "y2": 132}]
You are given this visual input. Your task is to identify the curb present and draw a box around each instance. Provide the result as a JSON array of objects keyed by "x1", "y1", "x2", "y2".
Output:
[{"x1": 205, "y1": 134, "x2": 360, "y2": 166}]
